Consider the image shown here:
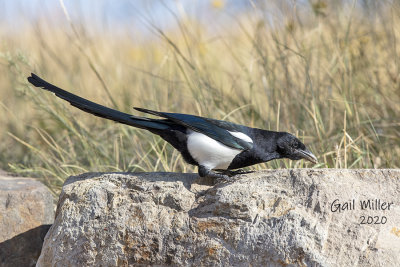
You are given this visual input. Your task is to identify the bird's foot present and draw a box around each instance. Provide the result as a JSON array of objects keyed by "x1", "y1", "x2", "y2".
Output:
[
  {"x1": 217, "y1": 169, "x2": 254, "y2": 177},
  {"x1": 198, "y1": 166, "x2": 232, "y2": 183},
  {"x1": 198, "y1": 166, "x2": 248, "y2": 184},
  {"x1": 215, "y1": 175, "x2": 238, "y2": 183}
]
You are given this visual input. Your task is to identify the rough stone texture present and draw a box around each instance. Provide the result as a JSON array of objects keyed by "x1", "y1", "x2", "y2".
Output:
[
  {"x1": 0, "y1": 175, "x2": 55, "y2": 267},
  {"x1": 0, "y1": 176, "x2": 54, "y2": 241},
  {"x1": 37, "y1": 169, "x2": 400, "y2": 267}
]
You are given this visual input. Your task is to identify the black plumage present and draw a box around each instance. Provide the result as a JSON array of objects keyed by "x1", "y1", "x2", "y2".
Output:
[{"x1": 27, "y1": 73, "x2": 317, "y2": 181}]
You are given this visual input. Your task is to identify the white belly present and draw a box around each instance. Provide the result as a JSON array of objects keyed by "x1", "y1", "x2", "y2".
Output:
[{"x1": 187, "y1": 130, "x2": 242, "y2": 170}]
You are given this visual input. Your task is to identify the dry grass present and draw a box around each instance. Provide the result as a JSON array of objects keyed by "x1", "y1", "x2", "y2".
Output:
[{"x1": 0, "y1": 1, "x2": 399, "y2": 193}]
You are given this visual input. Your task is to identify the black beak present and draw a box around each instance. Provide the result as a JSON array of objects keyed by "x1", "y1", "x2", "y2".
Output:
[{"x1": 297, "y1": 149, "x2": 317, "y2": 164}]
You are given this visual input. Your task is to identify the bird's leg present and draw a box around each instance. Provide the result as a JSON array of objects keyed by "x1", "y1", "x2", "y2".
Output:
[{"x1": 198, "y1": 166, "x2": 233, "y2": 183}]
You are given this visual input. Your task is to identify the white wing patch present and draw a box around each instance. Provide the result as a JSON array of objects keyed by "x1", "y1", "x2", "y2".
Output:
[
  {"x1": 187, "y1": 130, "x2": 243, "y2": 170},
  {"x1": 228, "y1": 131, "x2": 253, "y2": 143}
]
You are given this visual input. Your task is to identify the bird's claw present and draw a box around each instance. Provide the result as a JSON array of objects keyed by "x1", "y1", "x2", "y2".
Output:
[
  {"x1": 217, "y1": 169, "x2": 254, "y2": 177},
  {"x1": 198, "y1": 166, "x2": 251, "y2": 184},
  {"x1": 215, "y1": 174, "x2": 236, "y2": 183}
]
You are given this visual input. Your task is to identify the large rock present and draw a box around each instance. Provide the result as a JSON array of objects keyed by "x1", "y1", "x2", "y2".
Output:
[
  {"x1": 37, "y1": 170, "x2": 400, "y2": 266},
  {"x1": 0, "y1": 175, "x2": 55, "y2": 266}
]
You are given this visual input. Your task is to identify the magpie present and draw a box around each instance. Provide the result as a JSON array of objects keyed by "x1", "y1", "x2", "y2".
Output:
[{"x1": 27, "y1": 73, "x2": 317, "y2": 181}]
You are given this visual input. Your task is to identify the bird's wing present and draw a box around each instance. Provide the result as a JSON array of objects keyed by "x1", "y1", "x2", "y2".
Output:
[{"x1": 134, "y1": 107, "x2": 253, "y2": 150}]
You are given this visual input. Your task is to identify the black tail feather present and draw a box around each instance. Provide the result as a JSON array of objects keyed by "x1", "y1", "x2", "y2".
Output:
[
  {"x1": 27, "y1": 73, "x2": 169, "y2": 130},
  {"x1": 134, "y1": 107, "x2": 167, "y2": 117}
]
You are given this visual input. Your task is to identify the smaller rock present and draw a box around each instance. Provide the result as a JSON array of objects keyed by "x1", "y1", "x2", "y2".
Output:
[{"x1": 0, "y1": 175, "x2": 55, "y2": 266}]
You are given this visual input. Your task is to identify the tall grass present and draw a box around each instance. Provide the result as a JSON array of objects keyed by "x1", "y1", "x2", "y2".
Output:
[{"x1": 1, "y1": 1, "x2": 399, "y2": 193}]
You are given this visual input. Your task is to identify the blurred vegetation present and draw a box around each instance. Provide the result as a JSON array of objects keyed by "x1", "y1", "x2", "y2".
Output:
[{"x1": 0, "y1": 1, "x2": 399, "y2": 193}]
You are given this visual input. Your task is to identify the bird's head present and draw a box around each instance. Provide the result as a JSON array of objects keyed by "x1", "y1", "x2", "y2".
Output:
[{"x1": 276, "y1": 133, "x2": 317, "y2": 164}]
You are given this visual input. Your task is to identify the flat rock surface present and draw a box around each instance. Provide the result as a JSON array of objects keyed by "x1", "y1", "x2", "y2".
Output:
[
  {"x1": 0, "y1": 175, "x2": 55, "y2": 266},
  {"x1": 37, "y1": 169, "x2": 400, "y2": 267}
]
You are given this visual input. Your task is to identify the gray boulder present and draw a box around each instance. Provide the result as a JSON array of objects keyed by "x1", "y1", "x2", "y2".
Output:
[
  {"x1": 0, "y1": 175, "x2": 54, "y2": 267},
  {"x1": 37, "y1": 169, "x2": 400, "y2": 266}
]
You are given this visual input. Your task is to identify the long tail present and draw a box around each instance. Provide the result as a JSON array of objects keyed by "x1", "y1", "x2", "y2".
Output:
[{"x1": 27, "y1": 73, "x2": 169, "y2": 130}]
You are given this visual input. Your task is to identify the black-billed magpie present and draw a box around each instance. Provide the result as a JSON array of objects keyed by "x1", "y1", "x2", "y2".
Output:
[{"x1": 27, "y1": 73, "x2": 317, "y2": 181}]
